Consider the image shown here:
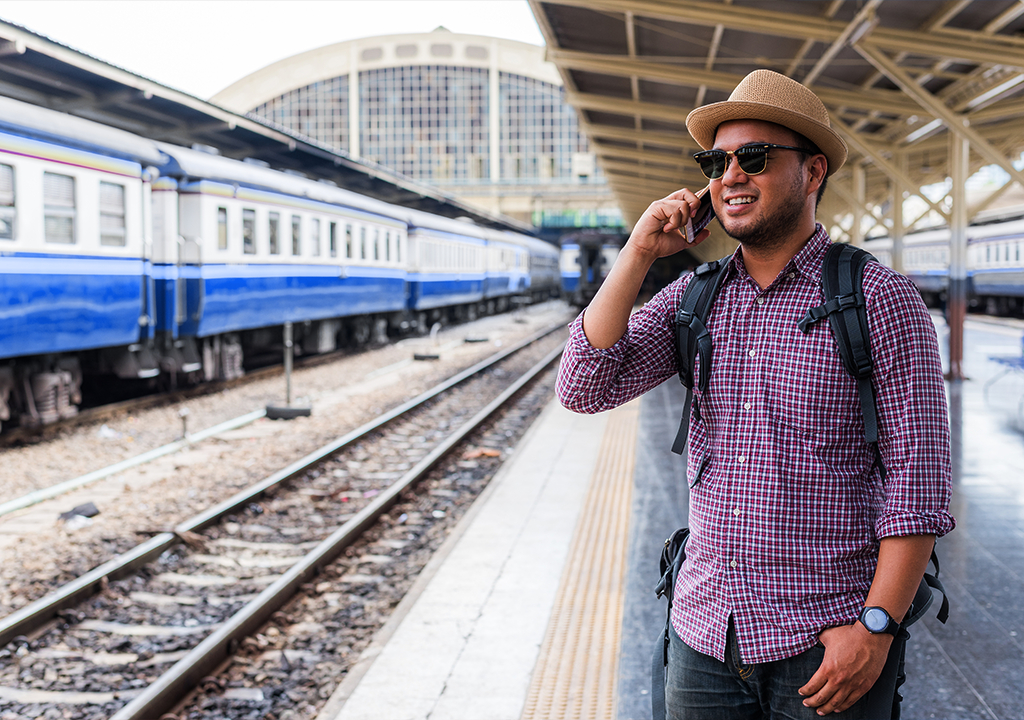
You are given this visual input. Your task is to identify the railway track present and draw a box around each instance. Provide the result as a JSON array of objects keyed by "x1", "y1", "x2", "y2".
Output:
[
  {"x1": 0, "y1": 326, "x2": 565, "y2": 720},
  {"x1": 0, "y1": 333, "x2": 406, "y2": 449}
]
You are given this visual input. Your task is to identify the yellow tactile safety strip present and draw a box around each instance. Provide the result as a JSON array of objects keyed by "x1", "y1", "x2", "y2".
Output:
[{"x1": 520, "y1": 399, "x2": 640, "y2": 720}]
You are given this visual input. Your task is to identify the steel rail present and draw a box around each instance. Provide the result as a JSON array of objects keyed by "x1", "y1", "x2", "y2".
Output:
[
  {"x1": 0, "y1": 322, "x2": 563, "y2": 649},
  {"x1": 110, "y1": 342, "x2": 565, "y2": 720}
]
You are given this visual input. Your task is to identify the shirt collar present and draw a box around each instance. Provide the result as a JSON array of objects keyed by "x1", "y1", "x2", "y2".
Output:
[{"x1": 727, "y1": 223, "x2": 832, "y2": 286}]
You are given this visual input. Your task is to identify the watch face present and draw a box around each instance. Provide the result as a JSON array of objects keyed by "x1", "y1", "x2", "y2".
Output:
[{"x1": 863, "y1": 607, "x2": 889, "y2": 633}]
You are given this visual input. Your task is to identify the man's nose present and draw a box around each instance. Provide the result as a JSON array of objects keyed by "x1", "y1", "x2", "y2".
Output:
[{"x1": 720, "y1": 153, "x2": 748, "y2": 184}]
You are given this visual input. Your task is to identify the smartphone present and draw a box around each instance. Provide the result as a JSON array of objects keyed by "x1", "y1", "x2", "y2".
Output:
[{"x1": 684, "y1": 190, "x2": 714, "y2": 244}]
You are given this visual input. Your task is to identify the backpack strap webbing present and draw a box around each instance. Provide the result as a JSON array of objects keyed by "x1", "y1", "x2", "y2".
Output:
[
  {"x1": 798, "y1": 243, "x2": 886, "y2": 480},
  {"x1": 671, "y1": 256, "x2": 732, "y2": 455}
]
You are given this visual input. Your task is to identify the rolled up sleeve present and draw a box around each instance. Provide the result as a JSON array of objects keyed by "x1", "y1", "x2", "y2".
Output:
[
  {"x1": 867, "y1": 271, "x2": 956, "y2": 540},
  {"x1": 556, "y1": 279, "x2": 687, "y2": 414}
]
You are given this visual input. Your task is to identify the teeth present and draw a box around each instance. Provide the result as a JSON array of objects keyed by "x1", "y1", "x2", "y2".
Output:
[{"x1": 727, "y1": 197, "x2": 755, "y2": 205}]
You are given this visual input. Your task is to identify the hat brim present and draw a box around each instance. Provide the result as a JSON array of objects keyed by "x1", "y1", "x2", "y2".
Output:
[{"x1": 686, "y1": 100, "x2": 847, "y2": 176}]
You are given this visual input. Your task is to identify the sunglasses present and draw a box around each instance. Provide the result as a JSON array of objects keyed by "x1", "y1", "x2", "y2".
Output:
[{"x1": 693, "y1": 143, "x2": 815, "y2": 180}]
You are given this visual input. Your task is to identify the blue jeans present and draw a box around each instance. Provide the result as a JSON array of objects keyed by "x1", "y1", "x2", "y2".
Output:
[{"x1": 666, "y1": 621, "x2": 905, "y2": 720}]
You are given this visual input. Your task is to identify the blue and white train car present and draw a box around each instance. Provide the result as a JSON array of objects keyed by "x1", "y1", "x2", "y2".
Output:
[
  {"x1": 521, "y1": 235, "x2": 560, "y2": 301},
  {"x1": 483, "y1": 228, "x2": 530, "y2": 309},
  {"x1": 0, "y1": 93, "x2": 562, "y2": 431},
  {"x1": 0, "y1": 97, "x2": 165, "y2": 425},
  {"x1": 155, "y1": 145, "x2": 410, "y2": 376},
  {"x1": 404, "y1": 210, "x2": 487, "y2": 323},
  {"x1": 968, "y1": 217, "x2": 1024, "y2": 308},
  {"x1": 559, "y1": 233, "x2": 621, "y2": 307}
]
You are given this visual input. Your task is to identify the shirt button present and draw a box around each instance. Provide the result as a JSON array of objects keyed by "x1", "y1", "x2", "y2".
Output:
[
  {"x1": 730, "y1": 560, "x2": 738, "y2": 568},
  {"x1": 756, "y1": 297, "x2": 765, "y2": 305},
  {"x1": 748, "y1": 349, "x2": 756, "y2": 358},
  {"x1": 737, "y1": 455, "x2": 746, "y2": 464},
  {"x1": 787, "y1": 272, "x2": 795, "y2": 279},
  {"x1": 733, "y1": 508, "x2": 742, "y2": 516},
  {"x1": 743, "y1": 402, "x2": 751, "y2": 410}
]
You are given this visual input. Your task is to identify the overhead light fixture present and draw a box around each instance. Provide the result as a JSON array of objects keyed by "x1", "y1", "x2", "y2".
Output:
[
  {"x1": 849, "y1": 15, "x2": 879, "y2": 46},
  {"x1": 965, "y1": 74, "x2": 1024, "y2": 110},
  {"x1": 904, "y1": 118, "x2": 943, "y2": 144}
]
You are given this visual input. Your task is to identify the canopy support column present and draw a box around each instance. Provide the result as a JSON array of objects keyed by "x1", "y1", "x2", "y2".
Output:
[{"x1": 947, "y1": 133, "x2": 969, "y2": 382}]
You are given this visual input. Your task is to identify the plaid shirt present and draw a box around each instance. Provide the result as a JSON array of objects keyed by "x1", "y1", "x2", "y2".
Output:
[{"x1": 556, "y1": 226, "x2": 955, "y2": 664}]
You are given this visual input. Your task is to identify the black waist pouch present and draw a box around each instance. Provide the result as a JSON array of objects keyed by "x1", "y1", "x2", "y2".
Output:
[{"x1": 651, "y1": 527, "x2": 689, "y2": 720}]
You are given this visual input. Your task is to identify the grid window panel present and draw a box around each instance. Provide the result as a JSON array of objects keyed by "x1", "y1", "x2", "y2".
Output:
[
  {"x1": 359, "y1": 65, "x2": 490, "y2": 182},
  {"x1": 250, "y1": 75, "x2": 350, "y2": 152},
  {"x1": 499, "y1": 72, "x2": 597, "y2": 182}
]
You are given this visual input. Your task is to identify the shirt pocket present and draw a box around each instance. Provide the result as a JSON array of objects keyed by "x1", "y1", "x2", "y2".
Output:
[
  {"x1": 687, "y1": 451, "x2": 711, "y2": 489},
  {"x1": 764, "y1": 322, "x2": 860, "y2": 435}
]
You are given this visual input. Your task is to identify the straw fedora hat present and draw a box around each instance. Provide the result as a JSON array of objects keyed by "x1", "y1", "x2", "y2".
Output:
[{"x1": 686, "y1": 69, "x2": 847, "y2": 176}]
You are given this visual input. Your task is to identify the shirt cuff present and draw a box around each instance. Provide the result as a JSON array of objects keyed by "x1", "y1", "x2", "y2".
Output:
[
  {"x1": 567, "y1": 309, "x2": 629, "y2": 362},
  {"x1": 875, "y1": 509, "x2": 956, "y2": 540}
]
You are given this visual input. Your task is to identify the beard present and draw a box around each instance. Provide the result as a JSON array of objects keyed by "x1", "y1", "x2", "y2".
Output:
[{"x1": 717, "y1": 171, "x2": 807, "y2": 252}]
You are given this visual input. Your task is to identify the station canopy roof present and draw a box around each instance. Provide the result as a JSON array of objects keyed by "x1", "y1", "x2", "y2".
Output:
[
  {"x1": 0, "y1": 19, "x2": 535, "y2": 235},
  {"x1": 530, "y1": 0, "x2": 1024, "y2": 260}
]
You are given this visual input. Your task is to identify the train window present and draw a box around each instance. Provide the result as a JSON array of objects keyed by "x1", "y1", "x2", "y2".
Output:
[
  {"x1": 44, "y1": 172, "x2": 76, "y2": 244},
  {"x1": 360, "y1": 226, "x2": 366, "y2": 259},
  {"x1": 986, "y1": 246, "x2": 991, "y2": 263},
  {"x1": 385, "y1": 231, "x2": 391, "y2": 262},
  {"x1": 329, "y1": 222, "x2": 337, "y2": 258},
  {"x1": 99, "y1": 182, "x2": 127, "y2": 247},
  {"x1": 217, "y1": 207, "x2": 228, "y2": 250},
  {"x1": 0, "y1": 163, "x2": 15, "y2": 240},
  {"x1": 345, "y1": 224, "x2": 352, "y2": 259},
  {"x1": 373, "y1": 229, "x2": 380, "y2": 261},
  {"x1": 311, "y1": 218, "x2": 321, "y2": 257},
  {"x1": 291, "y1": 215, "x2": 301, "y2": 255},
  {"x1": 242, "y1": 208, "x2": 256, "y2": 254},
  {"x1": 268, "y1": 212, "x2": 280, "y2": 254},
  {"x1": 397, "y1": 234, "x2": 402, "y2": 263}
]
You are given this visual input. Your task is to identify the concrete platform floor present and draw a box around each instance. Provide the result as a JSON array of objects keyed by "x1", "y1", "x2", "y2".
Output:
[{"x1": 321, "y1": 314, "x2": 1024, "y2": 720}]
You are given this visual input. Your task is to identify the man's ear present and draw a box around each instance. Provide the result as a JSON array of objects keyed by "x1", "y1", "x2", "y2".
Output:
[{"x1": 807, "y1": 155, "x2": 827, "y2": 195}]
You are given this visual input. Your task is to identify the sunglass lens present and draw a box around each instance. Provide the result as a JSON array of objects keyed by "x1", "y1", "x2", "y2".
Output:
[
  {"x1": 737, "y1": 148, "x2": 769, "y2": 175},
  {"x1": 697, "y1": 152, "x2": 726, "y2": 179}
]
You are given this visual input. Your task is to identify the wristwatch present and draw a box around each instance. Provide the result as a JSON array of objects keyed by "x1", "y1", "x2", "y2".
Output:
[{"x1": 858, "y1": 606, "x2": 900, "y2": 636}]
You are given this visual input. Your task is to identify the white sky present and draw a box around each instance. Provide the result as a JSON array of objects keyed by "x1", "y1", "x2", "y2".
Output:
[{"x1": 0, "y1": 0, "x2": 545, "y2": 100}]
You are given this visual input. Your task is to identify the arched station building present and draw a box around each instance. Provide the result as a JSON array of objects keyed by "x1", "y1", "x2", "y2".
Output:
[{"x1": 211, "y1": 29, "x2": 623, "y2": 236}]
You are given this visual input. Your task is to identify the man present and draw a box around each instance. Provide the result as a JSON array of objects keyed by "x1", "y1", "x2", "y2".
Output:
[{"x1": 556, "y1": 69, "x2": 955, "y2": 718}]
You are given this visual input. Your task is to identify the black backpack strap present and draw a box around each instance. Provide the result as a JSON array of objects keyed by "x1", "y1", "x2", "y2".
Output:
[
  {"x1": 904, "y1": 548, "x2": 949, "y2": 627},
  {"x1": 798, "y1": 243, "x2": 886, "y2": 479},
  {"x1": 799, "y1": 244, "x2": 950, "y2": 630},
  {"x1": 671, "y1": 257, "x2": 732, "y2": 455}
]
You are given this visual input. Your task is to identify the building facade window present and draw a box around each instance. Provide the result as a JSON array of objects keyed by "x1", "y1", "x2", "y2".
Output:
[
  {"x1": 251, "y1": 75, "x2": 350, "y2": 152},
  {"x1": 360, "y1": 65, "x2": 489, "y2": 182},
  {"x1": 499, "y1": 72, "x2": 593, "y2": 182}
]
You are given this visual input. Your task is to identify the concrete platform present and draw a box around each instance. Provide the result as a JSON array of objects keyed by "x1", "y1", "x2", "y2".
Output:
[{"x1": 319, "y1": 314, "x2": 1024, "y2": 720}]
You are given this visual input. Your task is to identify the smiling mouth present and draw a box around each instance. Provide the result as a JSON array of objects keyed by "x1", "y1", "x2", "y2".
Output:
[{"x1": 725, "y1": 196, "x2": 756, "y2": 206}]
